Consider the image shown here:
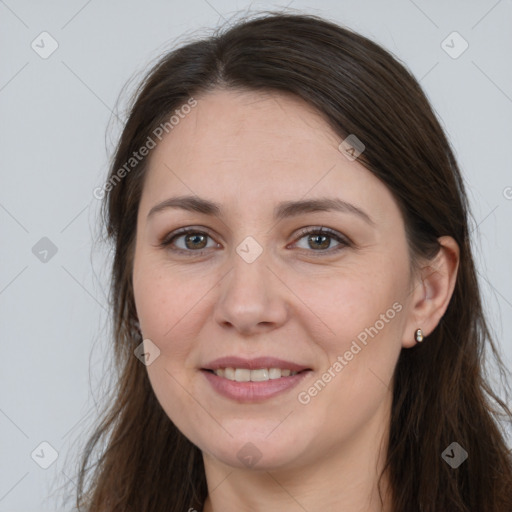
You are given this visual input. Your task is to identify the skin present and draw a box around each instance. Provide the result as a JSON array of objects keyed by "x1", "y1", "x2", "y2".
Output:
[{"x1": 132, "y1": 88, "x2": 459, "y2": 512}]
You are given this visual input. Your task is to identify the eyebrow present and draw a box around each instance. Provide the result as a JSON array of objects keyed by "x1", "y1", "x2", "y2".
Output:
[{"x1": 147, "y1": 195, "x2": 375, "y2": 226}]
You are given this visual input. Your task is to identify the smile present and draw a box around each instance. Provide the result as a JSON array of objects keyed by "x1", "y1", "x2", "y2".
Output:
[{"x1": 212, "y1": 368, "x2": 299, "y2": 381}]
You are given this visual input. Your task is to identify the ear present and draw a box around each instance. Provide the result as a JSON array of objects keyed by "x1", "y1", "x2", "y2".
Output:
[{"x1": 402, "y1": 236, "x2": 460, "y2": 348}]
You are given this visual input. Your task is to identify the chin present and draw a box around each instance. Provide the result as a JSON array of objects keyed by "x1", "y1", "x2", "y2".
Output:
[{"x1": 198, "y1": 430, "x2": 310, "y2": 471}]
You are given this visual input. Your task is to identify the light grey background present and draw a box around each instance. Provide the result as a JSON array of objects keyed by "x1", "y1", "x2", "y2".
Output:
[{"x1": 1, "y1": 1, "x2": 511, "y2": 510}]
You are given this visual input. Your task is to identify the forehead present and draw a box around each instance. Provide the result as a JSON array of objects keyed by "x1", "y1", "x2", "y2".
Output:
[
  {"x1": 139, "y1": 88, "x2": 398, "y2": 226},
  {"x1": 151, "y1": 88, "x2": 340, "y2": 169}
]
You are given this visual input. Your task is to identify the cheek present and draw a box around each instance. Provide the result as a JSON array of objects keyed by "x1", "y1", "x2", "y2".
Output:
[
  {"x1": 145, "y1": 360, "x2": 217, "y2": 452},
  {"x1": 134, "y1": 255, "x2": 201, "y2": 339},
  {"x1": 292, "y1": 255, "x2": 407, "y2": 410},
  {"x1": 294, "y1": 271, "x2": 404, "y2": 441},
  {"x1": 133, "y1": 258, "x2": 216, "y2": 441},
  {"x1": 294, "y1": 259, "x2": 406, "y2": 351}
]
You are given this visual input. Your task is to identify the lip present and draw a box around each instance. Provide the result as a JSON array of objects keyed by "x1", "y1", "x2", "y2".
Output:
[
  {"x1": 202, "y1": 369, "x2": 311, "y2": 402},
  {"x1": 202, "y1": 356, "x2": 311, "y2": 372},
  {"x1": 201, "y1": 356, "x2": 312, "y2": 403}
]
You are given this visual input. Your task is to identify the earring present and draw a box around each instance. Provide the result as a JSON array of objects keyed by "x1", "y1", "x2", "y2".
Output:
[{"x1": 415, "y1": 328, "x2": 424, "y2": 343}]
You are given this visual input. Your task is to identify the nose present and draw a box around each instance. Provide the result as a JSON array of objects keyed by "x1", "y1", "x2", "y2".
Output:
[{"x1": 213, "y1": 250, "x2": 290, "y2": 336}]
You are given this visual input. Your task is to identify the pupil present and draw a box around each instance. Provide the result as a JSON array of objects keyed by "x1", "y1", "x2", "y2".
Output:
[
  {"x1": 187, "y1": 233, "x2": 206, "y2": 249},
  {"x1": 310, "y1": 234, "x2": 329, "y2": 249}
]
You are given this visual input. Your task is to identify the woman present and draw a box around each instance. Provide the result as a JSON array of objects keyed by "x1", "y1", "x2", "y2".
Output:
[{"x1": 76, "y1": 12, "x2": 512, "y2": 512}]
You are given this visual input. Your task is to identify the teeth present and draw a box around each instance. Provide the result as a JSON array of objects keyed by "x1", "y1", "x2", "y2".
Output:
[
  {"x1": 213, "y1": 367, "x2": 299, "y2": 381},
  {"x1": 249, "y1": 368, "x2": 268, "y2": 381},
  {"x1": 234, "y1": 368, "x2": 251, "y2": 382},
  {"x1": 268, "y1": 368, "x2": 282, "y2": 379}
]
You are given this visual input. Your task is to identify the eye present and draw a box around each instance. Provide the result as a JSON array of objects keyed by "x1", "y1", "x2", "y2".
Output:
[
  {"x1": 291, "y1": 226, "x2": 351, "y2": 255},
  {"x1": 159, "y1": 227, "x2": 219, "y2": 255}
]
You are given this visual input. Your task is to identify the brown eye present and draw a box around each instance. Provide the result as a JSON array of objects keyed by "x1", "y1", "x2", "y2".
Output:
[
  {"x1": 183, "y1": 232, "x2": 208, "y2": 250},
  {"x1": 307, "y1": 233, "x2": 331, "y2": 250},
  {"x1": 292, "y1": 227, "x2": 351, "y2": 255},
  {"x1": 160, "y1": 228, "x2": 219, "y2": 255}
]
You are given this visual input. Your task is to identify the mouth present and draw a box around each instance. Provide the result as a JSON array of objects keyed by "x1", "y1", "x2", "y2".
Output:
[
  {"x1": 200, "y1": 357, "x2": 312, "y2": 402},
  {"x1": 202, "y1": 367, "x2": 308, "y2": 381},
  {"x1": 201, "y1": 356, "x2": 312, "y2": 379}
]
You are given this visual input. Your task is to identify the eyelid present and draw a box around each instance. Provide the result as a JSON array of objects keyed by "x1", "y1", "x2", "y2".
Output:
[
  {"x1": 289, "y1": 226, "x2": 352, "y2": 255},
  {"x1": 292, "y1": 226, "x2": 351, "y2": 246},
  {"x1": 158, "y1": 226, "x2": 220, "y2": 255},
  {"x1": 159, "y1": 226, "x2": 215, "y2": 246}
]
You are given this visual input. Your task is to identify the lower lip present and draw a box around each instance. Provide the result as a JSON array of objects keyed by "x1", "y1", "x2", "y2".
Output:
[{"x1": 202, "y1": 370, "x2": 311, "y2": 402}]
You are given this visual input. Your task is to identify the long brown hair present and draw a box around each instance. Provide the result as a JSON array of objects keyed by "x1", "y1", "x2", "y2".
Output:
[{"x1": 74, "y1": 11, "x2": 512, "y2": 511}]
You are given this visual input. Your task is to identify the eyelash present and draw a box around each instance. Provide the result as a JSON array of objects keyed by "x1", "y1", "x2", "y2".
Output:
[{"x1": 159, "y1": 226, "x2": 351, "y2": 257}]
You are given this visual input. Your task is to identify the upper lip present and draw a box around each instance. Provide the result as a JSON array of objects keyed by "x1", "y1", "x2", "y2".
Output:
[{"x1": 202, "y1": 356, "x2": 311, "y2": 372}]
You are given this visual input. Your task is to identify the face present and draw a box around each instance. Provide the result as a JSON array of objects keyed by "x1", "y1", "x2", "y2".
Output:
[{"x1": 132, "y1": 88, "x2": 415, "y2": 471}]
